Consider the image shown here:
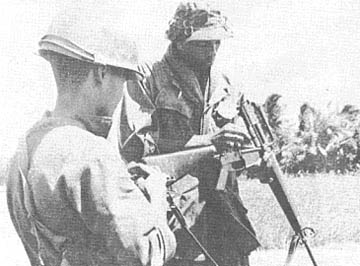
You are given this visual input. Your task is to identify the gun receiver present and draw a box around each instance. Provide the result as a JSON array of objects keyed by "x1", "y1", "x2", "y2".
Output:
[
  {"x1": 239, "y1": 98, "x2": 318, "y2": 266},
  {"x1": 142, "y1": 145, "x2": 261, "y2": 187}
]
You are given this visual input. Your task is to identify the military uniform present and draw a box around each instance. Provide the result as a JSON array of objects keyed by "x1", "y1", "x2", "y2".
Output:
[
  {"x1": 7, "y1": 113, "x2": 175, "y2": 266},
  {"x1": 110, "y1": 45, "x2": 260, "y2": 266},
  {"x1": 108, "y1": 3, "x2": 261, "y2": 265},
  {"x1": 6, "y1": 8, "x2": 176, "y2": 266}
]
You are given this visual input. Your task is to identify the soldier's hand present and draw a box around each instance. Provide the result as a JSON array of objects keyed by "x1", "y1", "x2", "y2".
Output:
[
  {"x1": 211, "y1": 123, "x2": 249, "y2": 153},
  {"x1": 128, "y1": 162, "x2": 168, "y2": 213},
  {"x1": 246, "y1": 151, "x2": 273, "y2": 184},
  {"x1": 247, "y1": 162, "x2": 269, "y2": 183}
]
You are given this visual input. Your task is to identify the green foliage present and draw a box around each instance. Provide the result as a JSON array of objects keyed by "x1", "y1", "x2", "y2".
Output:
[{"x1": 264, "y1": 95, "x2": 360, "y2": 174}]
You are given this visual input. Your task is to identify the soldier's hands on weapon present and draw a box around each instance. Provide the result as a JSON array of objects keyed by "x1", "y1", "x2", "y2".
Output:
[
  {"x1": 211, "y1": 123, "x2": 250, "y2": 153},
  {"x1": 185, "y1": 123, "x2": 250, "y2": 151},
  {"x1": 246, "y1": 149, "x2": 274, "y2": 183},
  {"x1": 128, "y1": 162, "x2": 168, "y2": 214}
]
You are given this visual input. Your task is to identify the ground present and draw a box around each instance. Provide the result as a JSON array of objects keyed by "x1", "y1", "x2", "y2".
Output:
[
  {"x1": 1, "y1": 177, "x2": 360, "y2": 266},
  {"x1": 251, "y1": 242, "x2": 360, "y2": 266}
]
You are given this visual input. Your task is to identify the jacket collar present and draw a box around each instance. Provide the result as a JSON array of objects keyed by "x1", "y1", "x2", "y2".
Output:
[
  {"x1": 162, "y1": 45, "x2": 231, "y2": 109},
  {"x1": 34, "y1": 111, "x2": 112, "y2": 138},
  {"x1": 163, "y1": 45, "x2": 206, "y2": 105}
]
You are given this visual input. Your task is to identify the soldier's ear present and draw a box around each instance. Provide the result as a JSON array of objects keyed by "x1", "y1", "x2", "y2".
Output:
[{"x1": 94, "y1": 65, "x2": 108, "y2": 86}]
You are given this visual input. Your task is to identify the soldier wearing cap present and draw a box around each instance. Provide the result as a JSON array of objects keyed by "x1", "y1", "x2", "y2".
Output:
[
  {"x1": 6, "y1": 9, "x2": 176, "y2": 266},
  {"x1": 109, "y1": 2, "x2": 260, "y2": 266}
]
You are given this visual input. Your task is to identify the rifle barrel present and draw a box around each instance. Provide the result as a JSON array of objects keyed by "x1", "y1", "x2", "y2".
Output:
[
  {"x1": 267, "y1": 153, "x2": 302, "y2": 233},
  {"x1": 239, "y1": 99, "x2": 318, "y2": 266}
]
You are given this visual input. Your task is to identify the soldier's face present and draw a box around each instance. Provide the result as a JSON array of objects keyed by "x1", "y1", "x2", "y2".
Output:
[
  {"x1": 99, "y1": 67, "x2": 132, "y2": 116},
  {"x1": 179, "y1": 40, "x2": 221, "y2": 67}
]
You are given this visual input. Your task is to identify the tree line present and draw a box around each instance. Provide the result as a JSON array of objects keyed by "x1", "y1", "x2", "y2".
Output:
[{"x1": 263, "y1": 94, "x2": 360, "y2": 175}]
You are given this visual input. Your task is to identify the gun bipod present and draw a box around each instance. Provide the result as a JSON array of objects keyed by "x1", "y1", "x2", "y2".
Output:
[{"x1": 284, "y1": 227, "x2": 317, "y2": 266}]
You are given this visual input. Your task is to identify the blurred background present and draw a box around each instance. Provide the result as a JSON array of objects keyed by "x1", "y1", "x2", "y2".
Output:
[{"x1": 1, "y1": 0, "x2": 360, "y2": 170}]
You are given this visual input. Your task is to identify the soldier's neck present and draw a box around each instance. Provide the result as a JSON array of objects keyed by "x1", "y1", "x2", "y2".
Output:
[
  {"x1": 53, "y1": 92, "x2": 97, "y2": 121},
  {"x1": 193, "y1": 67, "x2": 210, "y2": 95}
]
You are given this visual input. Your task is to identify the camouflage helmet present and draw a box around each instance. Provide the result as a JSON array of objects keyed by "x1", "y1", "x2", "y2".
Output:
[
  {"x1": 39, "y1": 9, "x2": 143, "y2": 78},
  {"x1": 166, "y1": 1, "x2": 233, "y2": 42}
]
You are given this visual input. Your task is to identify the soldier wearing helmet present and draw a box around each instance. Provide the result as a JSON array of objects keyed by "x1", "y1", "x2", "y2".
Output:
[
  {"x1": 6, "y1": 8, "x2": 176, "y2": 266},
  {"x1": 110, "y1": 2, "x2": 260, "y2": 266}
]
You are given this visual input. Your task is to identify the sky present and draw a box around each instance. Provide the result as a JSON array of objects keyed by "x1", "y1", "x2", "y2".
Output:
[{"x1": 1, "y1": 0, "x2": 360, "y2": 166}]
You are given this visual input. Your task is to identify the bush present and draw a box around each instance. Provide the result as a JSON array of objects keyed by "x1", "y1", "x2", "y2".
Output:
[{"x1": 263, "y1": 95, "x2": 360, "y2": 175}]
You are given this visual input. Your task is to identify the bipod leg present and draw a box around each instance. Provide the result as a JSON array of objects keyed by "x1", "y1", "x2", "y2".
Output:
[
  {"x1": 166, "y1": 193, "x2": 220, "y2": 266},
  {"x1": 284, "y1": 234, "x2": 300, "y2": 266},
  {"x1": 301, "y1": 228, "x2": 318, "y2": 266},
  {"x1": 284, "y1": 231, "x2": 318, "y2": 266},
  {"x1": 302, "y1": 239, "x2": 318, "y2": 266}
]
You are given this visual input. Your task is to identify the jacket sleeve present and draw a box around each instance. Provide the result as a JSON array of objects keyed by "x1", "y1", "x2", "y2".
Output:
[
  {"x1": 108, "y1": 79, "x2": 159, "y2": 162},
  {"x1": 64, "y1": 137, "x2": 176, "y2": 265}
]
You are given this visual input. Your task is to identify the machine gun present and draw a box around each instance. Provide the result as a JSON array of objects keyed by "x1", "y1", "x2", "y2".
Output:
[
  {"x1": 239, "y1": 98, "x2": 318, "y2": 266},
  {"x1": 130, "y1": 144, "x2": 261, "y2": 266},
  {"x1": 141, "y1": 145, "x2": 261, "y2": 188},
  {"x1": 129, "y1": 97, "x2": 318, "y2": 266}
]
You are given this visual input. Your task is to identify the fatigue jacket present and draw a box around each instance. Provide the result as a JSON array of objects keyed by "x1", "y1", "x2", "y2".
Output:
[
  {"x1": 109, "y1": 46, "x2": 242, "y2": 160},
  {"x1": 6, "y1": 112, "x2": 175, "y2": 266},
  {"x1": 109, "y1": 46, "x2": 260, "y2": 265}
]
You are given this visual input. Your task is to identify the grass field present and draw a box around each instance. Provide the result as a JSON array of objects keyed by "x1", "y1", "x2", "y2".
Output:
[
  {"x1": 1, "y1": 173, "x2": 359, "y2": 265},
  {"x1": 239, "y1": 173, "x2": 360, "y2": 265},
  {"x1": 238, "y1": 174, "x2": 360, "y2": 249}
]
